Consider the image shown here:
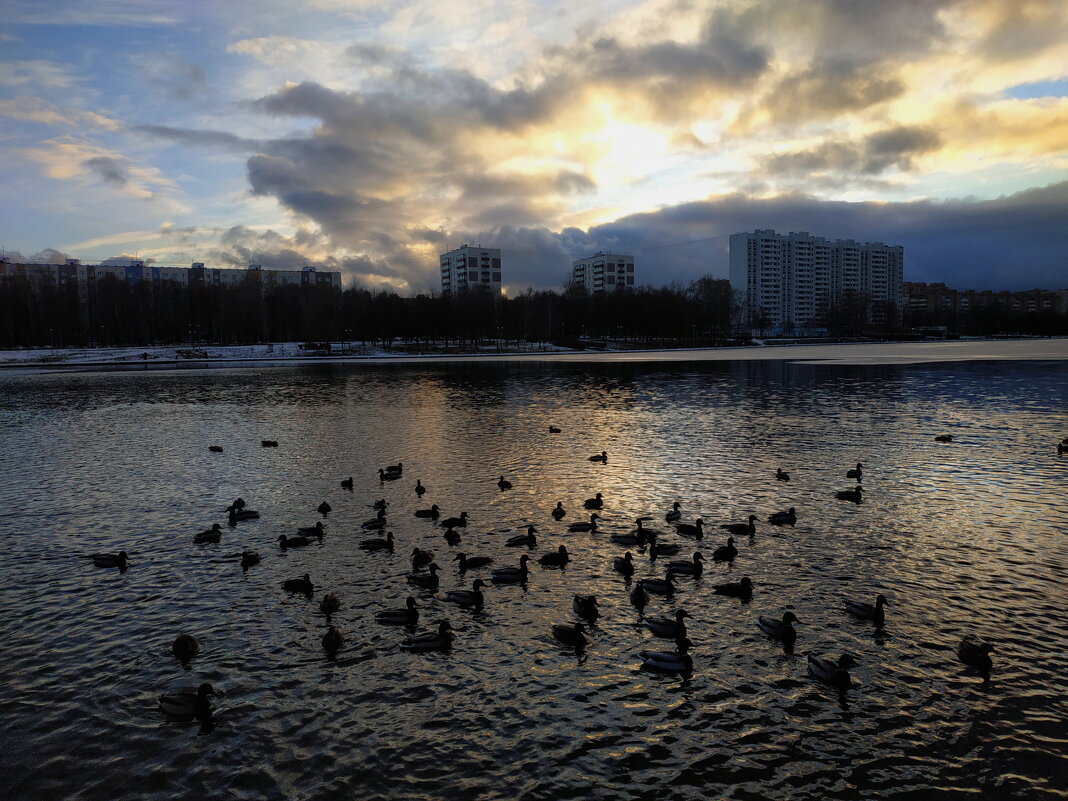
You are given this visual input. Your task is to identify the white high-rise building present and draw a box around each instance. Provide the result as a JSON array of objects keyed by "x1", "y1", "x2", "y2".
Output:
[
  {"x1": 439, "y1": 245, "x2": 502, "y2": 295},
  {"x1": 571, "y1": 252, "x2": 635, "y2": 293},
  {"x1": 729, "y1": 230, "x2": 903, "y2": 333}
]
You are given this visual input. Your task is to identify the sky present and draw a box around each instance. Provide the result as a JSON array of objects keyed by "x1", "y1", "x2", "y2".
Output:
[{"x1": 1, "y1": 0, "x2": 1066, "y2": 293}]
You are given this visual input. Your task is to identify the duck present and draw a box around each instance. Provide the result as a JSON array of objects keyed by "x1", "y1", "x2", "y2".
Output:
[
  {"x1": 282, "y1": 573, "x2": 314, "y2": 594},
  {"x1": 278, "y1": 534, "x2": 313, "y2": 550},
  {"x1": 713, "y1": 576, "x2": 754, "y2": 599},
  {"x1": 552, "y1": 622, "x2": 587, "y2": 647},
  {"x1": 611, "y1": 529, "x2": 646, "y2": 546},
  {"x1": 589, "y1": 451, "x2": 608, "y2": 463},
  {"x1": 646, "y1": 609, "x2": 689, "y2": 638},
  {"x1": 768, "y1": 507, "x2": 797, "y2": 526},
  {"x1": 385, "y1": 462, "x2": 403, "y2": 475},
  {"x1": 614, "y1": 551, "x2": 635, "y2": 576},
  {"x1": 443, "y1": 527, "x2": 462, "y2": 546},
  {"x1": 505, "y1": 526, "x2": 538, "y2": 547},
  {"x1": 261, "y1": 439, "x2": 278, "y2": 447},
  {"x1": 240, "y1": 550, "x2": 260, "y2": 571},
  {"x1": 415, "y1": 479, "x2": 426, "y2": 496},
  {"x1": 227, "y1": 507, "x2": 260, "y2": 522},
  {"x1": 648, "y1": 534, "x2": 681, "y2": 557},
  {"x1": 776, "y1": 467, "x2": 790, "y2": 482},
  {"x1": 319, "y1": 592, "x2": 341, "y2": 615},
  {"x1": 340, "y1": 477, "x2": 353, "y2": 490},
  {"x1": 845, "y1": 594, "x2": 889, "y2": 628},
  {"x1": 91, "y1": 551, "x2": 129, "y2": 569},
  {"x1": 372, "y1": 498, "x2": 388, "y2": 511},
  {"x1": 808, "y1": 653, "x2": 856, "y2": 690},
  {"x1": 551, "y1": 502, "x2": 566, "y2": 520},
  {"x1": 638, "y1": 574, "x2": 676, "y2": 595},
  {"x1": 573, "y1": 594, "x2": 599, "y2": 621},
  {"x1": 159, "y1": 682, "x2": 215, "y2": 718},
  {"x1": 630, "y1": 583, "x2": 648, "y2": 612},
  {"x1": 359, "y1": 531, "x2": 394, "y2": 551},
  {"x1": 454, "y1": 552, "x2": 493, "y2": 571},
  {"x1": 411, "y1": 548, "x2": 435, "y2": 570},
  {"x1": 757, "y1": 611, "x2": 800, "y2": 649},
  {"x1": 835, "y1": 486, "x2": 864, "y2": 503},
  {"x1": 491, "y1": 554, "x2": 530, "y2": 583},
  {"x1": 846, "y1": 462, "x2": 863, "y2": 480},
  {"x1": 1058, "y1": 442, "x2": 1068, "y2": 455},
  {"x1": 401, "y1": 620, "x2": 453, "y2": 651},
  {"x1": 668, "y1": 551, "x2": 705, "y2": 575},
  {"x1": 583, "y1": 493, "x2": 604, "y2": 510},
  {"x1": 957, "y1": 636, "x2": 994, "y2": 680},
  {"x1": 498, "y1": 476, "x2": 513, "y2": 490},
  {"x1": 407, "y1": 563, "x2": 441, "y2": 589},
  {"x1": 375, "y1": 596, "x2": 419, "y2": 625},
  {"x1": 414, "y1": 504, "x2": 440, "y2": 519},
  {"x1": 361, "y1": 511, "x2": 387, "y2": 529},
  {"x1": 935, "y1": 434, "x2": 953, "y2": 442},
  {"x1": 712, "y1": 538, "x2": 738, "y2": 562},
  {"x1": 549, "y1": 425, "x2": 561, "y2": 433},
  {"x1": 317, "y1": 501, "x2": 332, "y2": 515},
  {"x1": 569, "y1": 513, "x2": 601, "y2": 532},
  {"x1": 230, "y1": 498, "x2": 247, "y2": 511},
  {"x1": 440, "y1": 512, "x2": 469, "y2": 528},
  {"x1": 640, "y1": 637, "x2": 693, "y2": 674},
  {"x1": 665, "y1": 501, "x2": 682, "y2": 522},
  {"x1": 539, "y1": 545, "x2": 570, "y2": 568},
  {"x1": 378, "y1": 468, "x2": 401, "y2": 482},
  {"x1": 674, "y1": 518, "x2": 704, "y2": 539},
  {"x1": 208, "y1": 445, "x2": 223, "y2": 453},
  {"x1": 720, "y1": 515, "x2": 757, "y2": 537},
  {"x1": 296, "y1": 522, "x2": 326, "y2": 539},
  {"x1": 172, "y1": 634, "x2": 200, "y2": 661},
  {"x1": 443, "y1": 579, "x2": 487, "y2": 610},
  {"x1": 322, "y1": 626, "x2": 344, "y2": 659}
]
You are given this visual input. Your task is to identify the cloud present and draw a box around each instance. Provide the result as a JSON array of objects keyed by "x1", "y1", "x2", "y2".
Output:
[
  {"x1": 0, "y1": 60, "x2": 79, "y2": 90},
  {"x1": 21, "y1": 136, "x2": 177, "y2": 200},
  {"x1": 0, "y1": 97, "x2": 120, "y2": 130},
  {"x1": 764, "y1": 126, "x2": 942, "y2": 178},
  {"x1": 6, "y1": 0, "x2": 180, "y2": 26}
]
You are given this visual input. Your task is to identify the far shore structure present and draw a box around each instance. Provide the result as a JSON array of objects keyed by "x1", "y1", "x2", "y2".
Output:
[
  {"x1": 439, "y1": 245, "x2": 503, "y2": 296},
  {"x1": 571, "y1": 252, "x2": 636, "y2": 294}
]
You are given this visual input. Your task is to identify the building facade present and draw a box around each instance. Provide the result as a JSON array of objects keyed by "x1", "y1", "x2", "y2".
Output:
[
  {"x1": 571, "y1": 252, "x2": 635, "y2": 293},
  {"x1": 729, "y1": 230, "x2": 903, "y2": 333},
  {"x1": 904, "y1": 282, "x2": 1068, "y2": 318},
  {"x1": 439, "y1": 245, "x2": 502, "y2": 295}
]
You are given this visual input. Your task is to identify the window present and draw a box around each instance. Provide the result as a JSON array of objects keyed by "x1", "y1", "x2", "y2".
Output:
[
  {"x1": 607, "y1": 276, "x2": 616, "y2": 284},
  {"x1": 468, "y1": 272, "x2": 477, "y2": 281},
  {"x1": 492, "y1": 272, "x2": 501, "y2": 281}
]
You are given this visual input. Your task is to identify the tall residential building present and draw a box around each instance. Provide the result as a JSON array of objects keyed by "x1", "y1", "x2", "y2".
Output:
[
  {"x1": 439, "y1": 245, "x2": 502, "y2": 295},
  {"x1": 729, "y1": 230, "x2": 903, "y2": 333},
  {"x1": 571, "y1": 252, "x2": 635, "y2": 293}
]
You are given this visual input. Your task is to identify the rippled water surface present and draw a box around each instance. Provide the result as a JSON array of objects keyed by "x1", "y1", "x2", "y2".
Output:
[{"x1": 2, "y1": 358, "x2": 1067, "y2": 800}]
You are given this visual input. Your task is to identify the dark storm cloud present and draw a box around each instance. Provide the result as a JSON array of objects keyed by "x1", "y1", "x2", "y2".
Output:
[
  {"x1": 83, "y1": 155, "x2": 129, "y2": 186},
  {"x1": 753, "y1": 62, "x2": 905, "y2": 127},
  {"x1": 765, "y1": 126, "x2": 942, "y2": 177}
]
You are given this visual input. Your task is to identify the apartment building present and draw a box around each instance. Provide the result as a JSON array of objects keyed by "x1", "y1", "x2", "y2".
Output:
[
  {"x1": 439, "y1": 245, "x2": 502, "y2": 295},
  {"x1": 571, "y1": 252, "x2": 635, "y2": 293}
]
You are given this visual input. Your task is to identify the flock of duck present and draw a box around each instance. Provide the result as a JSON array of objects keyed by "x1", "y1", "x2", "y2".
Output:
[{"x1": 88, "y1": 433, "x2": 1002, "y2": 725}]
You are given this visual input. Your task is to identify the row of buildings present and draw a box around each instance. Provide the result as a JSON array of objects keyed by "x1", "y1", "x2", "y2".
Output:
[
  {"x1": 904, "y1": 282, "x2": 1068, "y2": 317},
  {"x1": 438, "y1": 244, "x2": 635, "y2": 295}
]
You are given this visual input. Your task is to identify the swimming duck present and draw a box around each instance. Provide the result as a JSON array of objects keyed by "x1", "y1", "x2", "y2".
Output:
[
  {"x1": 317, "y1": 501, "x2": 332, "y2": 515},
  {"x1": 278, "y1": 534, "x2": 313, "y2": 549},
  {"x1": 443, "y1": 527, "x2": 462, "y2": 546},
  {"x1": 614, "y1": 552, "x2": 635, "y2": 576},
  {"x1": 498, "y1": 476, "x2": 513, "y2": 490},
  {"x1": 415, "y1": 479, "x2": 426, "y2": 496},
  {"x1": 712, "y1": 538, "x2": 738, "y2": 562},
  {"x1": 674, "y1": 518, "x2": 704, "y2": 539},
  {"x1": 665, "y1": 502, "x2": 682, "y2": 522},
  {"x1": 757, "y1": 611, "x2": 799, "y2": 649},
  {"x1": 640, "y1": 636, "x2": 693, "y2": 674},
  {"x1": 91, "y1": 551, "x2": 129, "y2": 569},
  {"x1": 159, "y1": 682, "x2": 215, "y2": 718},
  {"x1": 551, "y1": 502, "x2": 566, "y2": 520},
  {"x1": 648, "y1": 534, "x2": 681, "y2": 557},
  {"x1": 630, "y1": 583, "x2": 648, "y2": 612},
  {"x1": 375, "y1": 596, "x2": 419, "y2": 625},
  {"x1": 414, "y1": 504, "x2": 440, "y2": 519},
  {"x1": 646, "y1": 609, "x2": 689, "y2": 638},
  {"x1": 552, "y1": 622, "x2": 587, "y2": 647},
  {"x1": 1059, "y1": 442, "x2": 1068, "y2": 455},
  {"x1": 668, "y1": 551, "x2": 705, "y2": 575},
  {"x1": 440, "y1": 512, "x2": 469, "y2": 528},
  {"x1": 539, "y1": 545, "x2": 570, "y2": 567},
  {"x1": 231, "y1": 498, "x2": 246, "y2": 511},
  {"x1": 835, "y1": 486, "x2": 863, "y2": 503},
  {"x1": 372, "y1": 498, "x2": 388, "y2": 511},
  {"x1": 172, "y1": 633, "x2": 200, "y2": 661},
  {"x1": 454, "y1": 552, "x2": 493, "y2": 571},
  {"x1": 261, "y1": 440, "x2": 278, "y2": 447},
  {"x1": 583, "y1": 493, "x2": 604, "y2": 510},
  {"x1": 589, "y1": 451, "x2": 608, "y2": 463},
  {"x1": 505, "y1": 526, "x2": 538, "y2": 547},
  {"x1": 443, "y1": 579, "x2": 487, "y2": 610},
  {"x1": 282, "y1": 573, "x2": 314, "y2": 594},
  {"x1": 549, "y1": 425, "x2": 561, "y2": 433},
  {"x1": 611, "y1": 529, "x2": 646, "y2": 546},
  {"x1": 846, "y1": 463, "x2": 863, "y2": 480},
  {"x1": 720, "y1": 515, "x2": 757, "y2": 537},
  {"x1": 240, "y1": 551, "x2": 260, "y2": 571},
  {"x1": 296, "y1": 522, "x2": 326, "y2": 539},
  {"x1": 767, "y1": 507, "x2": 797, "y2": 526},
  {"x1": 227, "y1": 507, "x2": 260, "y2": 521},
  {"x1": 359, "y1": 531, "x2": 394, "y2": 551},
  {"x1": 319, "y1": 592, "x2": 341, "y2": 615},
  {"x1": 378, "y1": 468, "x2": 401, "y2": 482},
  {"x1": 845, "y1": 594, "x2": 889, "y2": 628},
  {"x1": 208, "y1": 445, "x2": 223, "y2": 453},
  {"x1": 807, "y1": 653, "x2": 856, "y2": 689},
  {"x1": 407, "y1": 563, "x2": 441, "y2": 589},
  {"x1": 322, "y1": 626, "x2": 344, "y2": 659},
  {"x1": 776, "y1": 468, "x2": 790, "y2": 482},
  {"x1": 713, "y1": 576, "x2": 754, "y2": 599},
  {"x1": 340, "y1": 477, "x2": 353, "y2": 490},
  {"x1": 639, "y1": 574, "x2": 676, "y2": 596},
  {"x1": 957, "y1": 636, "x2": 994, "y2": 680},
  {"x1": 385, "y1": 462, "x2": 403, "y2": 475},
  {"x1": 573, "y1": 594, "x2": 599, "y2": 621},
  {"x1": 361, "y1": 510, "x2": 387, "y2": 529},
  {"x1": 491, "y1": 554, "x2": 530, "y2": 583},
  {"x1": 411, "y1": 548, "x2": 435, "y2": 570},
  {"x1": 401, "y1": 620, "x2": 453, "y2": 651},
  {"x1": 935, "y1": 435, "x2": 953, "y2": 442},
  {"x1": 569, "y1": 513, "x2": 601, "y2": 532}
]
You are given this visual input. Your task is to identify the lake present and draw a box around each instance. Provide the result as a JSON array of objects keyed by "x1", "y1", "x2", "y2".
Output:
[{"x1": 1, "y1": 353, "x2": 1066, "y2": 800}]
